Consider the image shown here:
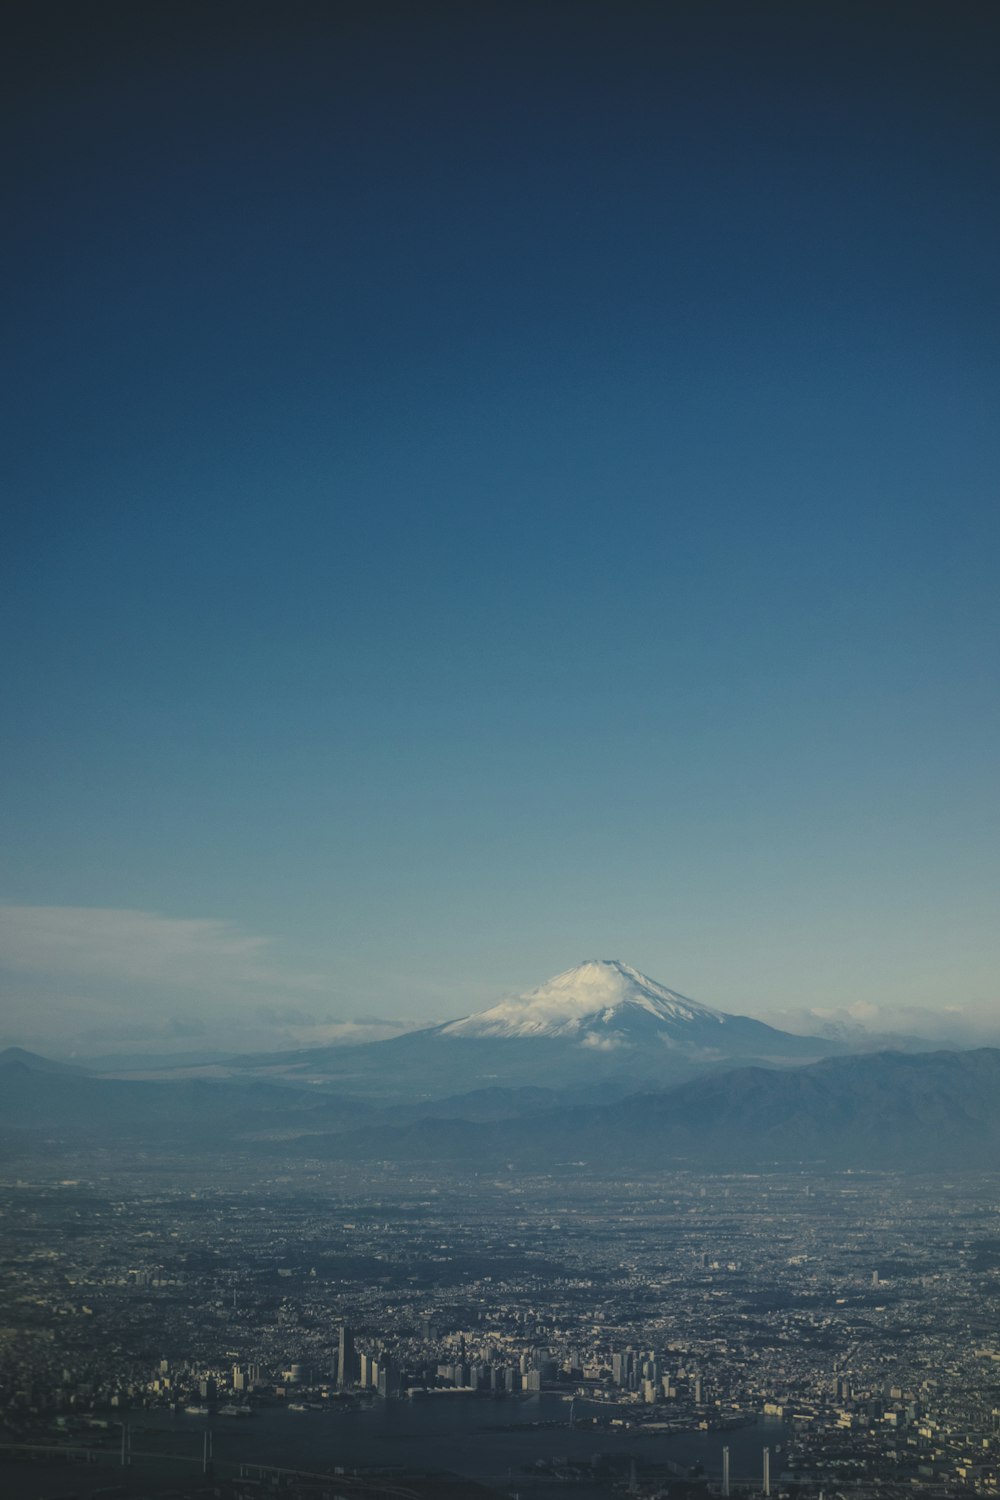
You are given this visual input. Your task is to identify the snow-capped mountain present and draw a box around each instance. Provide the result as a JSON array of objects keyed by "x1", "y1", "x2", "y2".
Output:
[
  {"x1": 226, "y1": 959, "x2": 840, "y2": 1098},
  {"x1": 439, "y1": 959, "x2": 725, "y2": 1044},
  {"x1": 433, "y1": 958, "x2": 831, "y2": 1061}
]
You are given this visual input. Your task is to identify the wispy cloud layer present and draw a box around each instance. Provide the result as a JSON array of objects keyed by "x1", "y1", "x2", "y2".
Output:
[
  {"x1": 761, "y1": 998, "x2": 1000, "y2": 1047},
  {"x1": 0, "y1": 904, "x2": 322, "y2": 991},
  {"x1": 0, "y1": 905, "x2": 416, "y2": 1056}
]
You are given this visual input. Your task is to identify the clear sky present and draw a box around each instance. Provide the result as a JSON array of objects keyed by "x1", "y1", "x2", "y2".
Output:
[{"x1": 3, "y1": 1, "x2": 999, "y2": 1056}]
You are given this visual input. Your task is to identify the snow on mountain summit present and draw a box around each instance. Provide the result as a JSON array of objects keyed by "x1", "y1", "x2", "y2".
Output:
[{"x1": 439, "y1": 959, "x2": 725, "y2": 1041}]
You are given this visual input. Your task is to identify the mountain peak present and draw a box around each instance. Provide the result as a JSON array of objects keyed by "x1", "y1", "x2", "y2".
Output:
[{"x1": 439, "y1": 960, "x2": 723, "y2": 1041}]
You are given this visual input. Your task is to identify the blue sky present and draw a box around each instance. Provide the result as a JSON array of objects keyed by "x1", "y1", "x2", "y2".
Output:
[{"x1": 3, "y1": 1, "x2": 999, "y2": 1054}]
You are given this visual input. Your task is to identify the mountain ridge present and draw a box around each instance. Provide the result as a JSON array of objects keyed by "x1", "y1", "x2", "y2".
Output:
[
  {"x1": 3, "y1": 1042, "x2": 998, "y2": 1170},
  {"x1": 0, "y1": 1045, "x2": 89, "y2": 1075},
  {"x1": 279, "y1": 1046, "x2": 1000, "y2": 1169}
]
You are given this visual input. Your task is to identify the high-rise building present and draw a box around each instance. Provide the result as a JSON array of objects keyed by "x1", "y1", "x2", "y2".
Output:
[
  {"x1": 338, "y1": 1325, "x2": 356, "y2": 1389},
  {"x1": 376, "y1": 1353, "x2": 395, "y2": 1399},
  {"x1": 722, "y1": 1445, "x2": 730, "y2": 1497},
  {"x1": 763, "y1": 1446, "x2": 771, "y2": 1496}
]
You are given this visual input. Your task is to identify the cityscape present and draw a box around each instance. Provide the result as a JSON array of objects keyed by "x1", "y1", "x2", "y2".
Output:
[{"x1": 3, "y1": 1141, "x2": 1000, "y2": 1497}]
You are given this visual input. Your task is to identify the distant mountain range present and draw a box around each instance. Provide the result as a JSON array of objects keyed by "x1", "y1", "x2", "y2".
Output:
[
  {"x1": 3, "y1": 1038, "x2": 998, "y2": 1171},
  {"x1": 267, "y1": 1046, "x2": 1000, "y2": 1171},
  {"x1": 2, "y1": 960, "x2": 980, "y2": 1169}
]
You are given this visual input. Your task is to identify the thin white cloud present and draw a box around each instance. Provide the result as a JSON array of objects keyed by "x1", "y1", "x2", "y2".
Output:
[
  {"x1": 0, "y1": 904, "x2": 324, "y2": 993},
  {"x1": 0, "y1": 904, "x2": 348, "y2": 1056},
  {"x1": 0, "y1": 905, "x2": 444, "y2": 1058},
  {"x1": 757, "y1": 998, "x2": 1000, "y2": 1046}
]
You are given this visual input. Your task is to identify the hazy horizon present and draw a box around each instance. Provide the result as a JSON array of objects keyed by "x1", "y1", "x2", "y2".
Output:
[{"x1": 1, "y1": 922, "x2": 997, "y2": 1061}]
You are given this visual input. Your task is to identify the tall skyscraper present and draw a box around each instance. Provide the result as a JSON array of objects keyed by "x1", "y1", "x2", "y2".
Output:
[
  {"x1": 722, "y1": 1445, "x2": 730, "y2": 1497},
  {"x1": 338, "y1": 1324, "x2": 356, "y2": 1389},
  {"x1": 376, "y1": 1352, "x2": 395, "y2": 1398},
  {"x1": 763, "y1": 1446, "x2": 771, "y2": 1497}
]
